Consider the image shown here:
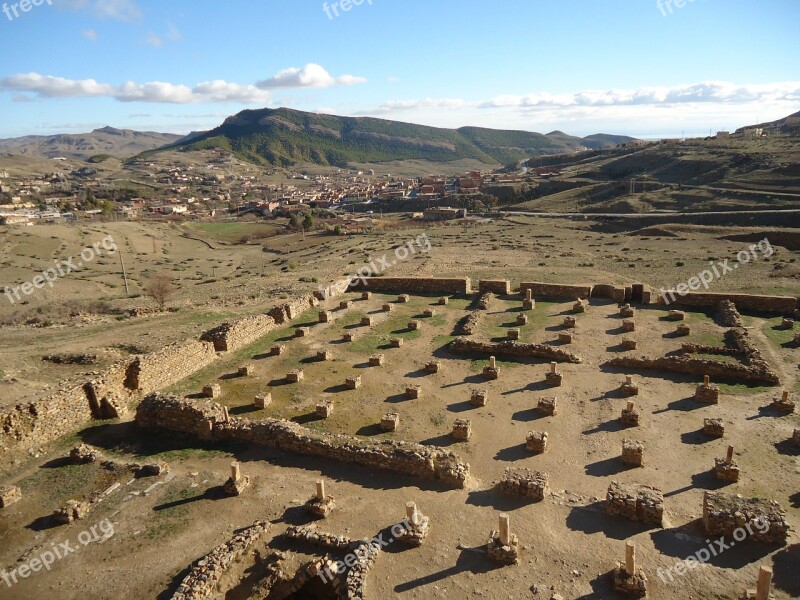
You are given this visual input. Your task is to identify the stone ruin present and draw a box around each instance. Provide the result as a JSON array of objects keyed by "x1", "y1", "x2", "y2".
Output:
[
  {"x1": 669, "y1": 310, "x2": 687, "y2": 321},
  {"x1": 573, "y1": 298, "x2": 587, "y2": 313},
  {"x1": 202, "y1": 383, "x2": 222, "y2": 399},
  {"x1": 483, "y1": 356, "x2": 499, "y2": 380},
  {"x1": 361, "y1": 292, "x2": 371, "y2": 301},
  {"x1": 295, "y1": 326, "x2": 310, "y2": 338},
  {"x1": 781, "y1": 317, "x2": 794, "y2": 330},
  {"x1": 487, "y1": 514, "x2": 519, "y2": 565},
  {"x1": 448, "y1": 338, "x2": 582, "y2": 364},
  {"x1": 452, "y1": 419, "x2": 472, "y2": 440},
  {"x1": 622, "y1": 320, "x2": 636, "y2": 332},
  {"x1": 319, "y1": 310, "x2": 333, "y2": 323},
  {"x1": 381, "y1": 413, "x2": 400, "y2": 432},
  {"x1": 272, "y1": 344, "x2": 286, "y2": 356},
  {"x1": 0, "y1": 485, "x2": 21, "y2": 509},
  {"x1": 382, "y1": 303, "x2": 393, "y2": 313},
  {"x1": 360, "y1": 316, "x2": 374, "y2": 327},
  {"x1": 408, "y1": 320, "x2": 421, "y2": 331},
  {"x1": 476, "y1": 293, "x2": 492, "y2": 311},
  {"x1": 499, "y1": 467, "x2": 548, "y2": 502},
  {"x1": 620, "y1": 304, "x2": 635, "y2": 318},
  {"x1": 471, "y1": 389, "x2": 488, "y2": 407},
  {"x1": 287, "y1": 369, "x2": 304, "y2": 383},
  {"x1": 390, "y1": 338, "x2": 403, "y2": 348},
  {"x1": 695, "y1": 375, "x2": 720, "y2": 404},
  {"x1": 507, "y1": 328, "x2": 520, "y2": 340},
  {"x1": 223, "y1": 461, "x2": 250, "y2": 496},
  {"x1": 343, "y1": 332, "x2": 355, "y2": 343},
  {"x1": 439, "y1": 296, "x2": 449, "y2": 306},
  {"x1": 70, "y1": 443, "x2": 99, "y2": 464},
  {"x1": 516, "y1": 313, "x2": 528, "y2": 326},
  {"x1": 676, "y1": 324, "x2": 691, "y2": 336},
  {"x1": 771, "y1": 390, "x2": 795, "y2": 414},
  {"x1": 563, "y1": 316, "x2": 577, "y2": 329},
  {"x1": 397, "y1": 502, "x2": 430, "y2": 547},
  {"x1": 54, "y1": 499, "x2": 91, "y2": 524},
  {"x1": 558, "y1": 332, "x2": 573, "y2": 344},
  {"x1": 703, "y1": 417, "x2": 725, "y2": 438},
  {"x1": 405, "y1": 385, "x2": 421, "y2": 400},
  {"x1": 255, "y1": 393, "x2": 272, "y2": 409},
  {"x1": 305, "y1": 480, "x2": 335, "y2": 519},
  {"x1": 316, "y1": 349, "x2": 333, "y2": 362},
  {"x1": 545, "y1": 362, "x2": 562, "y2": 387},
  {"x1": 339, "y1": 300, "x2": 352, "y2": 310},
  {"x1": 369, "y1": 354, "x2": 385, "y2": 367},
  {"x1": 238, "y1": 364, "x2": 255, "y2": 377},
  {"x1": 536, "y1": 396, "x2": 557, "y2": 416},
  {"x1": 605, "y1": 482, "x2": 664, "y2": 527},
  {"x1": 522, "y1": 288, "x2": 535, "y2": 311},
  {"x1": 621, "y1": 439, "x2": 644, "y2": 467},
  {"x1": 316, "y1": 400, "x2": 334, "y2": 419},
  {"x1": 423, "y1": 309, "x2": 436, "y2": 318},
  {"x1": 425, "y1": 360, "x2": 442, "y2": 374},
  {"x1": 612, "y1": 542, "x2": 647, "y2": 598},
  {"x1": 345, "y1": 376, "x2": 362, "y2": 390},
  {"x1": 397, "y1": 294, "x2": 410, "y2": 303},
  {"x1": 744, "y1": 566, "x2": 774, "y2": 600},
  {"x1": 622, "y1": 339, "x2": 637, "y2": 350},
  {"x1": 526, "y1": 431, "x2": 548, "y2": 454},
  {"x1": 172, "y1": 521, "x2": 269, "y2": 600},
  {"x1": 713, "y1": 445, "x2": 740, "y2": 483},
  {"x1": 703, "y1": 491, "x2": 789, "y2": 544},
  {"x1": 620, "y1": 402, "x2": 640, "y2": 427},
  {"x1": 620, "y1": 375, "x2": 639, "y2": 397}
]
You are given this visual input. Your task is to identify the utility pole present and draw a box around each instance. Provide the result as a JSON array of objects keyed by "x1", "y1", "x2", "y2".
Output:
[{"x1": 119, "y1": 250, "x2": 130, "y2": 294}]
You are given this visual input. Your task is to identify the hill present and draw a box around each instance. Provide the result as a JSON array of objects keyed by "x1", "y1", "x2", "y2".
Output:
[
  {"x1": 0, "y1": 126, "x2": 182, "y2": 160},
  {"x1": 164, "y1": 107, "x2": 639, "y2": 167}
]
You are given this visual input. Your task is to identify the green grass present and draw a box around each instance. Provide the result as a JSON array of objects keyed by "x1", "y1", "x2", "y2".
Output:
[
  {"x1": 717, "y1": 382, "x2": 773, "y2": 396},
  {"x1": 761, "y1": 317, "x2": 795, "y2": 348}
]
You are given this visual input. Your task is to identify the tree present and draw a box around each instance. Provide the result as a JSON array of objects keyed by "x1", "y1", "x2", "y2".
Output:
[
  {"x1": 144, "y1": 272, "x2": 176, "y2": 311},
  {"x1": 302, "y1": 212, "x2": 314, "y2": 231}
]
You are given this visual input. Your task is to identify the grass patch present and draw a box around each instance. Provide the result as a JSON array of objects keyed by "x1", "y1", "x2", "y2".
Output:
[{"x1": 761, "y1": 318, "x2": 795, "y2": 348}]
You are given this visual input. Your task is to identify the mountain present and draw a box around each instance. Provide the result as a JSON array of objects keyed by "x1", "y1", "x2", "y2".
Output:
[
  {"x1": 164, "y1": 107, "x2": 639, "y2": 167},
  {"x1": 736, "y1": 110, "x2": 800, "y2": 134},
  {"x1": 0, "y1": 126, "x2": 183, "y2": 160}
]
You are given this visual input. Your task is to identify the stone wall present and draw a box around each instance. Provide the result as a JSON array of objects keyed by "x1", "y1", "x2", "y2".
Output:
[
  {"x1": 125, "y1": 340, "x2": 219, "y2": 395},
  {"x1": 172, "y1": 521, "x2": 269, "y2": 600},
  {"x1": 268, "y1": 295, "x2": 318, "y2": 324},
  {"x1": 605, "y1": 481, "x2": 664, "y2": 527},
  {"x1": 201, "y1": 314, "x2": 277, "y2": 352},
  {"x1": 478, "y1": 280, "x2": 511, "y2": 295},
  {"x1": 348, "y1": 277, "x2": 472, "y2": 295},
  {"x1": 702, "y1": 492, "x2": 789, "y2": 544},
  {"x1": 136, "y1": 394, "x2": 470, "y2": 488},
  {"x1": 606, "y1": 353, "x2": 779, "y2": 385},
  {"x1": 520, "y1": 282, "x2": 593, "y2": 300},
  {"x1": 656, "y1": 291, "x2": 797, "y2": 314},
  {"x1": 449, "y1": 337, "x2": 583, "y2": 364},
  {"x1": 592, "y1": 284, "x2": 627, "y2": 302}
]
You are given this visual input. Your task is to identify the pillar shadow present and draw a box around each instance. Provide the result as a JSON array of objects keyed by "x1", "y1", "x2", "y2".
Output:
[
  {"x1": 419, "y1": 434, "x2": 457, "y2": 448},
  {"x1": 565, "y1": 502, "x2": 654, "y2": 540},
  {"x1": 689, "y1": 470, "x2": 730, "y2": 490},
  {"x1": 323, "y1": 384, "x2": 350, "y2": 394},
  {"x1": 573, "y1": 573, "x2": 618, "y2": 599},
  {"x1": 652, "y1": 397, "x2": 702, "y2": 413},
  {"x1": 291, "y1": 413, "x2": 322, "y2": 425},
  {"x1": 585, "y1": 457, "x2": 632, "y2": 477},
  {"x1": 773, "y1": 544, "x2": 800, "y2": 597},
  {"x1": 680, "y1": 428, "x2": 717, "y2": 445},
  {"x1": 501, "y1": 381, "x2": 552, "y2": 395},
  {"x1": 774, "y1": 439, "x2": 800, "y2": 456},
  {"x1": 153, "y1": 486, "x2": 227, "y2": 511},
  {"x1": 650, "y1": 524, "x2": 778, "y2": 568},
  {"x1": 394, "y1": 546, "x2": 502, "y2": 593},
  {"x1": 511, "y1": 408, "x2": 545, "y2": 422},
  {"x1": 385, "y1": 393, "x2": 411, "y2": 404},
  {"x1": 494, "y1": 444, "x2": 531, "y2": 462},
  {"x1": 446, "y1": 400, "x2": 476, "y2": 413},
  {"x1": 356, "y1": 424, "x2": 384, "y2": 437},
  {"x1": 583, "y1": 419, "x2": 626, "y2": 435},
  {"x1": 790, "y1": 491, "x2": 800, "y2": 509},
  {"x1": 466, "y1": 488, "x2": 535, "y2": 511}
]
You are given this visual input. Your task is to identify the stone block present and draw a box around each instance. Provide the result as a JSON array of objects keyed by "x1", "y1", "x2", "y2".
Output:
[
  {"x1": 499, "y1": 467, "x2": 548, "y2": 501},
  {"x1": 471, "y1": 389, "x2": 488, "y2": 407},
  {"x1": 319, "y1": 310, "x2": 333, "y2": 323},
  {"x1": 516, "y1": 314, "x2": 528, "y2": 326},
  {"x1": 255, "y1": 393, "x2": 272, "y2": 409},
  {"x1": 287, "y1": 370, "x2": 304, "y2": 383},
  {"x1": 558, "y1": 332, "x2": 573, "y2": 344},
  {"x1": 360, "y1": 316, "x2": 374, "y2": 327},
  {"x1": 439, "y1": 296, "x2": 449, "y2": 305},
  {"x1": 345, "y1": 376, "x2": 361, "y2": 390},
  {"x1": 305, "y1": 495, "x2": 335, "y2": 519},
  {"x1": 397, "y1": 506, "x2": 430, "y2": 546},
  {"x1": 522, "y1": 299, "x2": 535, "y2": 310},
  {"x1": 573, "y1": 299, "x2": 586, "y2": 313},
  {"x1": 622, "y1": 320, "x2": 636, "y2": 332},
  {"x1": 703, "y1": 491, "x2": 789, "y2": 544},
  {"x1": 383, "y1": 303, "x2": 393, "y2": 312},
  {"x1": 271, "y1": 344, "x2": 286, "y2": 356},
  {"x1": 676, "y1": 324, "x2": 691, "y2": 336},
  {"x1": 295, "y1": 327, "x2": 310, "y2": 338},
  {"x1": 316, "y1": 349, "x2": 333, "y2": 362},
  {"x1": 714, "y1": 458, "x2": 740, "y2": 483},
  {"x1": 483, "y1": 366, "x2": 499, "y2": 380},
  {"x1": 0, "y1": 486, "x2": 21, "y2": 509},
  {"x1": 361, "y1": 292, "x2": 372, "y2": 300},
  {"x1": 536, "y1": 396, "x2": 557, "y2": 416},
  {"x1": 342, "y1": 333, "x2": 354, "y2": 342},
  {"x1": 620, "y1": 402, "x2": 640, "y2": 426},
  {"x1": 369, "y1": 354, "x2": 385, "y2": 367},
  {"x1": 425, "y1": 360, "x2": 442, "y2": 374},
  {"x1": 390, "y1": 338, "x2": 404, "y2": 348},
  {"x1": 507, "y1": 328, "x2": 520, "y2": 340},
  {"x1": 771, "y1": 390, "x2": 795, "y2": 415},
  {"x1": 563, "y1": 316, "x2": 577, "y2": 329},
  {"x1": 423, "y1": 309, "x2": 436, "y2": 318},
  {"x1": 545, "y1": 371, "x2": 562, "y2": 387},
  {"x1": 620, "y1": 376, "x2": 639, "y2": 397},
  {"x1": 405, "y1": 385, "x2": 421, "y2": 400},
  {"x1": 613, "y1": 565, "x2": 648, "y2": 598},
  {"x1": 487, "y1": 527, "x2": 519, "y2": 565},
  {"x1": 316, "y1": 401, "x2": 334, "y2": 418},
  {"x1": 622, "y1": 439, "x2": 644, "y2": 467},
  {"x1": 381, "y1": 413, "x2": 400, "y2": 432},
  {"x1": 339, "y1": 300, "x2": 352, "y2": 310},
  {"x1": 54, "y1": 500, "x2": 90, "y2": 524},
  {"x1": 223, "y1": 475, "x2": 250, "y2": 497},
  {"x1": 669, "y1": 310, "x2": 687, "y2": 321},
  {"x1": 620, "y1": 304, "x2": 635, "y2": 318},
  {"x1": 696, "y1": 378, "x2": 720, "y2": 404},
  {"x1": 606, "y1": 481, "x2": 663, "y2": 526},
  {"x1": 622, "y1": 339, "x2": 637, "y2": 350},
  {"x1": 202, "y1": 383, "x2": 222, "y2": 399},
  {"x1": 526, "y1": 431, "x2": 548, "y2": 453},
  {"x1": 397, "y1": 294, "x2": 410, "y2": 303},
  {"x1": 70, "y1": 444, "x2": 98, "y2": 464},
  {"x1": 794, "y1": 429, "x2": 800, "y2": 447},
  {"x1": 703, "y1": 418, "x2": 724, "y2": 437},
  {"x1": 452, "y1": 419, "x2": 472, "y2": 440},
  {"x1": 238, "y1": 364, "x2": 255, "y2": 377},
  {"x1": 408, "y1": 320, "x2": 420, "y2": 331},
  {"x1": 781, "y1": 317, "x2": 794, "y2": 329}
]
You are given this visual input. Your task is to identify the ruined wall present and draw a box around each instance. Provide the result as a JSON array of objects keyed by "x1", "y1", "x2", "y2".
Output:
[
  {"x1": 702, "y1": 492, "x2": 788, "y2": 544},
  {"x1": 172, "y1": 521, "x2": 270, "y2": 600},
  {"x1": 348, "y1": 277, "x2": 472, "y2": 295},
  {"x1": 520, "y1": 282, "x2": 593, "y2": 299},
  {"x1": 268, "y1": 294, "x2": 318, "y2": 324},
  {"x1": 592, "y1": 284, "x2": 626, "y2": 302},
  {"x1": 449, "y1": 337, "x2": 583, "y2": 364},
  {"x1": 201, "y1": 314, "x2": 277, "y2": 352},
  {"x1": 0, "y1": 384, "x2": 93, "y2": 453},
  {"x1": 478, "y1": 280, "x2": 511, "y2": 295},
  {"x1": 655, "y1": 291, "x2": 797, "y2": 314},
  {"x1": 125, "y1": 340, "x2": 218, "y2": 395},
  {"x1": 605, "y1": 354, "x2": 779, "y2": 384},
  {"x1": 136, "y1": 394, "x2": 470, "y2": 487}
]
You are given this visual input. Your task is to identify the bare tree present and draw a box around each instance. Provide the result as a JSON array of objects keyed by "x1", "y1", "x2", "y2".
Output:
[{"x1": 144, "y1": 272, "x2": 176, "y2": 311}]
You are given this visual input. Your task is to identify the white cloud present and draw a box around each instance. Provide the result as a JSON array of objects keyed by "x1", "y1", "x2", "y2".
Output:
[
  {"x1": 166, "y1": 22, "x2": 182, "y2": 42},
  {"x1": 257, "y1": 63, "x2": 366, "y2": 89},
  {"x1": 81, "y1": 29, "x2": 98, "y2": 41},
  {"x1": 54, "y1": 0, "x2": 142, "y2": 21},
  {"x1": 356, "y1": 98, "x2": 466, "y2": 116},
  {"x1": 145, "y1": 35, "x2": 163, "y2": 48}
]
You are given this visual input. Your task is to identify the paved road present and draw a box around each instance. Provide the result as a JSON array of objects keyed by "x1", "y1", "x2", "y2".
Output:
[{"x1": 501, "y1": 208, "x2": 800, "y2": 219}]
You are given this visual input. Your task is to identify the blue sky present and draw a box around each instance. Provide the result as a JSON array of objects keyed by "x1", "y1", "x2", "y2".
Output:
[{"x1": 0, "y1": 0, "x2": 798, "y2": 139}]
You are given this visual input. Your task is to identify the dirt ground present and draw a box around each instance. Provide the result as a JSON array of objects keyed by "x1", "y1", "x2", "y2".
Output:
[{"x1": 1, "y1": 284, "x2": 798, "y2": 599}]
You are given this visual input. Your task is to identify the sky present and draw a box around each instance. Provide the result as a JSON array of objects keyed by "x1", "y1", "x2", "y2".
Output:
[{"x1": 0, "y1": 0, "x2": 798, "y2": 139}]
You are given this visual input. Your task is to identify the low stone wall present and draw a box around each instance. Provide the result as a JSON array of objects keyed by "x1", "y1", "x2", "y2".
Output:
[
  {"x1": 478, "y1": 280, "x2": 511, "y2": 295},
  {"x1": 656, "y1": 291, "x2": 797, "y2": 314},
  {"x1": 453, "y1": 312, "x2": 481, "y2": 336},
  {"x1": 449, "y1": 337, "x2": 583, "y2": 364},
  {"x1": 520, "y1": 282, "x2": 593, "y2": 300},
  {"x1": 172, "y1": 521, "x2": 269, "y2": 600},
  {"x1": 718, "y1": 300, "x2": 743, "y2": 327},
  {"x1": 702, "y1": 492, "x2": 789, "y2": 544},
  {"x1": 125, "y1": 340, "x2": 218, "y2": 395},
  {"x1": 268, "y1": 295, "x2": 318, "y2": 325},
  {"x1": 348, "y1": 277, "x2": 472, "y2": 295},
  {"x1": 605, "y1": 481, "x2": 664, "y2": 527},
  {"x1": 592, "y1": 284, "x2": 626, "y2": 302},
  {"x1": 605, "y1": 354, "x2": 779, "y2": 385},
  {"x1": 136, "y1": 394, "x2": 469, "y2": 487},
  {"x1": 0, "y1": 384, "x2": 93, "y2": 454},
  {"x1": 201, "y1": 314, "x2": 277, "y2": 352}
]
